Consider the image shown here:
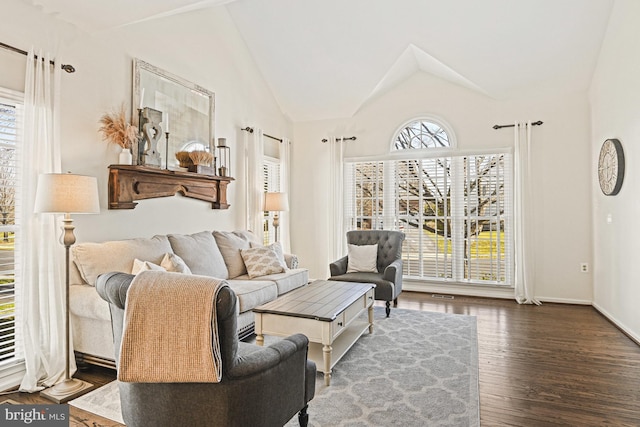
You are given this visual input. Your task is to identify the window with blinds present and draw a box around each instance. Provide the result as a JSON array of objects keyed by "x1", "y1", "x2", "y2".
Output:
[
  {"x1": 344, "y1": 118, "x2": 513, "y2": 286},
  {"x1": 0, "y1": 91, "x2": 21, "y2": 365},
  {"x1": 262, "y1": 157, "x2": 281, "y2": 245},
  {"x1": 344, "y1": 161, "x2": 384, "y2": 230}
]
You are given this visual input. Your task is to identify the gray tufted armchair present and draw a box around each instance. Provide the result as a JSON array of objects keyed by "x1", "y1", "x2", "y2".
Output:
[
  {"x1": 329, "y1": 230, "x2": 405, "y2": 317},
  {"x1": 96, "y1": 272, "x2": 316, "y2": 427}
]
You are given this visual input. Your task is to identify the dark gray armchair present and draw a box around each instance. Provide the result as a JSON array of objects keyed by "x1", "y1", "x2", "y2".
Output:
[
  {"x1": 96, "y1": 272, "x2": 316, "y2": 427},
  {"x1": 329, "y1": 230, "x2": 405, "y2": 317}
]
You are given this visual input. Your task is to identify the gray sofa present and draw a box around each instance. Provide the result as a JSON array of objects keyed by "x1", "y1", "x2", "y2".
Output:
[
  {"x1": 96, "y1": 271, "x2": 316, "y2": 427},
  {"x1": 69, "y1": 230, "x2": 309, "y2": 367}
]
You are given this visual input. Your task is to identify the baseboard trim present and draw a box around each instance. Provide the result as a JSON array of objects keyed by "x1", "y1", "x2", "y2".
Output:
[
  {"x1": 592, "y1": 302, "x2": 640, "y2": 346},
  {"x1": 403, "y1": 281, "x2": 515, "y2": 299},
  {"x1": 0, "y1": 361, "x2": 25, "y2": 392},
  {"x1": 76, "y1": 353, "x2": 116, "y2": 370},
  {"x1": 536, "y1": 296, "x2": 592, "y2": 305}
]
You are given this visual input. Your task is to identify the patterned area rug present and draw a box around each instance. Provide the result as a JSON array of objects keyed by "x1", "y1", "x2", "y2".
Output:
[
  {"x1": 69, "y1": 307, "x2": 479, "y2": 426},
  {"x1": 286, "y1": 307, "x2": 479, "y2": 427},
  {"x1": 69, "y1": 379, "x2": 123, "y2": 424}
]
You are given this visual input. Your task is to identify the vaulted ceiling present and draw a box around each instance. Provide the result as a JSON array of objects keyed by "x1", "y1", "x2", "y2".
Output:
[{"x1": 20, "y1": 0, "x2": 614, "y2": 121}]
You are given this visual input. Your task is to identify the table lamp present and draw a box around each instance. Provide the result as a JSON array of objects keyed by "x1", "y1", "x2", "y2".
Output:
[{"x1": 35, "y1": 172, "x2": 99, "y2": 403}]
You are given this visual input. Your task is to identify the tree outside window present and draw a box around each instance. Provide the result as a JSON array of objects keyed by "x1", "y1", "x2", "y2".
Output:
[{"x1": 346, "y1": 118, "x2": 512, "y2": 285}]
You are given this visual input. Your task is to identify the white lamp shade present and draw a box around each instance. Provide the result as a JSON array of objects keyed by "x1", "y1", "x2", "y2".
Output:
[
  {"x1": 34, "y1": 173, "x2": 100, "y2": 214},
  {"x1": 264, "y1": 192, "x2": 289, "y2": 212}
]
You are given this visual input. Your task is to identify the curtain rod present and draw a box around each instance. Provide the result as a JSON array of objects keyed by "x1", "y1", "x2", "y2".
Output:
[
  {"x1": 493, "y1": 120, "x2": 543, "y2": 130},
  {"x1": 0, "y1": 42, "x2": 75, "y2": 73},
  {"x1": 241, "y1": 127, "x2": 283, "y2": 143},
  {"x1": 322, "y1": 136, "x2": 357, "y2": 143}
]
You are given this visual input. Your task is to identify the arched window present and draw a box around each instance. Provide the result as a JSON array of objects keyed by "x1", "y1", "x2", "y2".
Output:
[{"x1": 393, "y1": 118, "x2": 453, "y2": 150}]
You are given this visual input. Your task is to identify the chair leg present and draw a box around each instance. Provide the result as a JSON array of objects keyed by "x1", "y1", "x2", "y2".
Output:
[
  {"x1": 298, "y1": 405, "x2": 309, "y2": 427},
  {"x1": 393, "y1": 297, "x2": 398, "y2": 307},
  {"x1": 385, "y1": 301, "x2": 391, "y2": 317}
]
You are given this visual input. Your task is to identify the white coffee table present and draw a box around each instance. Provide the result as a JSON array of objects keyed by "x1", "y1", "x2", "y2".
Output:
[{"x1": 254, "y1": 280, "x2": 375, "y2": 386}]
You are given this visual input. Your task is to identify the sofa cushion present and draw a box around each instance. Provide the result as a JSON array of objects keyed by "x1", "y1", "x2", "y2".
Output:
[
  {"x1": 213, "y1": 231, "x2": 251, "y2": 279},
  {"x1": 235, "y1": 268, "x2": 308, "y2": 295},
  {"x1": 225, "y1": 280, "x2": 278, "y2": 313},
  {"x1": 232, "y1": 230, "x2": 263, "y2": 246},
  {"x1": 240, "y1": 246, "x2": 286, "y2": 279},
  {"x1": 168, "y1": 231, "x2": 228, "y2": 279},
  {"x1": 72, "y1": 235, "x2": 172, "y2": 286}
]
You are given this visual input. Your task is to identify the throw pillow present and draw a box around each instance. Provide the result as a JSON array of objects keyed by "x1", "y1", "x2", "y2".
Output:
[
  {"x1": 213, "y1": 231, "x2": 251, "y2": 278},
  {"x1": 266, "y1": 242, "x2": 288, "y2": 270},
  {"x1": 160, "y1": 253, "x2": 192, "y2": 274},
  {"x1": 252, "y1": 241, "x2": 288, "y2": 270},
  {"x1": 347, "y1": 243, "x2": 378, "y2": 273},
  {"x1": 131, "y1": 259, "x2": 166, "y2": 275},
  {"x1": 240, "y1": 246, "x2": 286, "y2": 279}
]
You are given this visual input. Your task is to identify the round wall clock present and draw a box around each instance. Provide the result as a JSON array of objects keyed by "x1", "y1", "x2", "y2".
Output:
[{"x1": 598, "y1": 138, "x2": 625, "y2": 196}]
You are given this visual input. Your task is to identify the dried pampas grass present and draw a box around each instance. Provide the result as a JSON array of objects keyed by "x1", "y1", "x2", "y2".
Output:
[
  {"x1": 189, "y1": 150, "x2": 213, "y2": 166},
  {"x1": 175, "y1": 151, "x2": 193, "y2": 168},
  {"x1": 98, "y1": 104, "x2": 138, "y2": 149}
]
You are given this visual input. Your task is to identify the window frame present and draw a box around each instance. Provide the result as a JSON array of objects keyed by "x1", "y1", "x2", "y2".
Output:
[
  {"x1": 390, "y1": 115, "x2": 457, "y2": 152},
  {"x1": 345, "y1": 116, "x2": 514, "y2": 288},
  {"x1": 0, "y1": 86, "x2": 25, "y2": 387}
]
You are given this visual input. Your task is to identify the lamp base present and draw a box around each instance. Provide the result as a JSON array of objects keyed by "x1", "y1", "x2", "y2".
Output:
[{"x1": 40, "y1": 378, "x2": 94, "y2": 403}]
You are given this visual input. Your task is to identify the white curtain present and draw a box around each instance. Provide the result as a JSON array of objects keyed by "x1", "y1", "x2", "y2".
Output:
[
  {"x1": 279, "y1": 138, "x2": 292, "y2": 252},
  {"x1": 245, "y1": 128, "x2": 264, "y2": 235},
  {"x1": 328, "y1": 137, "x2": 345, "y2": 262},
  {"x1": 514, "y1": 121, "x2": 540, "y2": 305},
  {"x1": 18, "y1": 49, "x2": 69, "y2": 392}
]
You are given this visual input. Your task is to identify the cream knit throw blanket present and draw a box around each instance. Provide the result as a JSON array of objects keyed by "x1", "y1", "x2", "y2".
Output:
[{"x1": 118, "y1": 270, "x2": 226, "y2": 383}]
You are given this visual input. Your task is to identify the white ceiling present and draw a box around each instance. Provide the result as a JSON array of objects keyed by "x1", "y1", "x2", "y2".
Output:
[{"x1": 21, "y1": 0, "x2": 615, "y2": 122}]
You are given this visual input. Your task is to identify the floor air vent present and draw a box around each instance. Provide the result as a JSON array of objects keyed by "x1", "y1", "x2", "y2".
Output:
[{"x1": 431, "y1": 294, "x2": 455, "y2": 300}]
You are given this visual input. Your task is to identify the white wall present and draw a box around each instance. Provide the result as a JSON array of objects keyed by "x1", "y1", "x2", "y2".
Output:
[
  {"x1": 589, "y1": 0, "x2": 640, "y2": 342},
  {"x1": 293, "y1": 72, "x2": 594, "y2": 303},
  {"x1": 1, "y1": 0, "x2": 291, "y2": 244}
]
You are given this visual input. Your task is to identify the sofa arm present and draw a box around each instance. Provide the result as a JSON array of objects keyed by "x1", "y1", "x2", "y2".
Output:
[
  {"x1": 284, "y1": 253, "x2": 299, "y2": 269},
  {"x1": 383, "y1": 259, "x2": 403, "y2": 289},
  {"x1": 96, "y1": 272, "x2": 135, "y2": 310},
  {"x1": 228, "y1": 333, "x2": 309, "y2": 379},
  {"x1": 329, "y1": 256, "x2": 348, "y2": 276}
]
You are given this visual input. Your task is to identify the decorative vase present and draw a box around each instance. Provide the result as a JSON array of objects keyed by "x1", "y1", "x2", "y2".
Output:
[{"x1": 119, "y1": 148, "x2": 133, "y2": 165}]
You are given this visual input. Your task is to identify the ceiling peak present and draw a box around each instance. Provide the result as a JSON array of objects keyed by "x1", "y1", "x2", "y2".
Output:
[{"x1": 359, "y1": 44, "x2": 491, "y2": 112}]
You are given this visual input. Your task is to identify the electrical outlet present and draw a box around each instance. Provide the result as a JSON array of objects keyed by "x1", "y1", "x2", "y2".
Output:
[{"x1": 580, "y1": 263, "x2": 589, "y2": 273}]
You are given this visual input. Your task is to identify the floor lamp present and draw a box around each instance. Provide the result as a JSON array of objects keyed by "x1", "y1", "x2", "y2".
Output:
[
  {"x1": 264, "y1": 192, "x2": 289, "y2": 242},
  {"x1": 35, "y1": 173, "x2": 100, "y2": 403}
]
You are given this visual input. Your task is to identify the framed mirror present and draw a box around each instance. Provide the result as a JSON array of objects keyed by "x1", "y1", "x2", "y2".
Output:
[{"x1": 132, "y1": 58, "x2": 215, "y2": 168}]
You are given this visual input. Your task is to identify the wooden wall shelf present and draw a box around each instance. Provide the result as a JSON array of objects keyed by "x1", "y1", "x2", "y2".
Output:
[{"x1": 108, "y1": 165, "x2": 234, "y2": 210}]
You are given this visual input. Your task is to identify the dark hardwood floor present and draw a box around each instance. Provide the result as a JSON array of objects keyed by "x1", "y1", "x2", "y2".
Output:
[{"x1": 3, "y1": 291, "x2": 640, "y2": 426}]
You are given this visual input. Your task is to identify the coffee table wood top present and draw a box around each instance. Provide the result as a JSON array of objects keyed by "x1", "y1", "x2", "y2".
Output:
[{"x1": 253, "y1": 280, "x2": 375, "y2": 322}]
